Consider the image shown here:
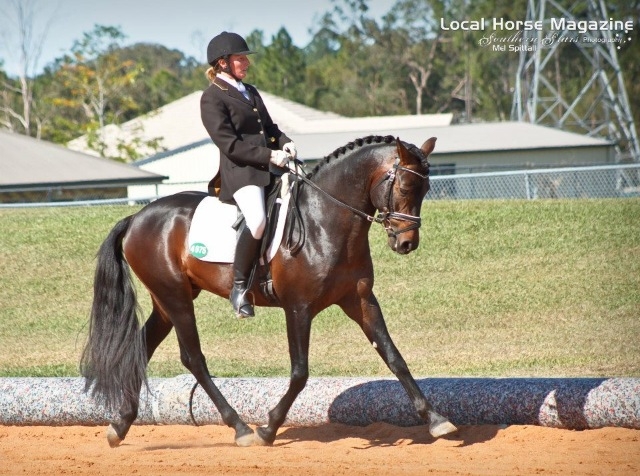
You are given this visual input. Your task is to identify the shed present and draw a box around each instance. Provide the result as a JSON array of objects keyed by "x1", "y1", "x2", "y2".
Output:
[{"x1": 0, "y1": 129, "x2": 166, "y2": 203}]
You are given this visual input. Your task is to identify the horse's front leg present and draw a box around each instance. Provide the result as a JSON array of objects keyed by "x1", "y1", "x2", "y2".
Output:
[
  {"x1": 255, "y1": 307, "x2": 312, "y2": 445},
  {"x1": 339, "y1": 280, "x2": 457, "y2": 438}
]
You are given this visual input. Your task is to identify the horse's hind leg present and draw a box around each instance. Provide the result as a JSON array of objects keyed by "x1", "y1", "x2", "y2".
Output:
[
  {"x1": 339, "y1": 286, "x2": 457, "y2": 438},
  {"x1": 107, "y1": 306, "x2": 173, "y2": 447},
  {"x1": 160, "y1": 294, "x2": 254, "y2": 446}
]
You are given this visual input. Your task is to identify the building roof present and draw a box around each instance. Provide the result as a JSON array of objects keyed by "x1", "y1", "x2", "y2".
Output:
[
  {"x1": 67, "y1": 91, "x2": 209, "y2": 157},
  {"x1": 260, "y1": 93, "x2": 452, "y2": 133},
  {"x1": 425, "y1": 122, "x2": 612, "y2": 154},
  {"x1": 134, "y1": 120, "x2": 613, "y2": 170},
  {"x1": 291, "y1": 121, "x2": 613, "y2": 160},
  {"x1": 67, "y1": 89, "x2": 453, "y2": 159},
  {"x1": 0, "y1": 129, "x2": 166, "y2": 191},
  {"x1": 64, "y1": 89, "x2": 611, "y2": 170}
]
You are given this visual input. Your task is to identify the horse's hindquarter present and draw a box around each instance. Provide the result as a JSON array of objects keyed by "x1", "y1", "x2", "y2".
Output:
[{"x1": 122, "y1": 192, "x2": 230, "y2": 296}]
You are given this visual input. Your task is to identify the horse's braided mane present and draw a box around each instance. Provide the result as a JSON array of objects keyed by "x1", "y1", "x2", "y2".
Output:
[{"x1": 307, "y1": 135, "x2": 395, "y2": 178}]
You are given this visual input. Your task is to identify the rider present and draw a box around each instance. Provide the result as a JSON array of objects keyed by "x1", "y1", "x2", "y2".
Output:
[{"x1": 201, "y1": 31, "x2": 297, "y2": 318}]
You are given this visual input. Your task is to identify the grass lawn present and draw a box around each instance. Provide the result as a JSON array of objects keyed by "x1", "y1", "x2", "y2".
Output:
[{"x1": 0, "y1": 198, "x2": 638, "y2": 378}]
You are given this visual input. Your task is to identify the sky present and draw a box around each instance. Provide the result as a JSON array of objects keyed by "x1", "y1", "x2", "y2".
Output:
[{"x1": 0, "y1": 0, "x2": 397, "y2": 76}]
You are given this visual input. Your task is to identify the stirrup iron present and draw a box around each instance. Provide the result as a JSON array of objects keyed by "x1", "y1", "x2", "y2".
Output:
[{"x1": 230, "y1": 282, "x2": 254, "y2": 318}]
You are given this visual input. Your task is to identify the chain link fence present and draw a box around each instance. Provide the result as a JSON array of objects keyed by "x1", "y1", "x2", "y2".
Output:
[
  {"x1": 1, "y1": 164, "x2": 639, "y2": 208},
  {"x1": 428, "y1": 164, "x2": 640, "y2": 200}
]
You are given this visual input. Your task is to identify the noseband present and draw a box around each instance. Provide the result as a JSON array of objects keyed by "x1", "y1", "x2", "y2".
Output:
[
  {"x1": 371, "y1": 158, "x2": 428, "y2": 238},
  {"x1": 290, "y1": 158, "x2": 428, "y2": 238}
]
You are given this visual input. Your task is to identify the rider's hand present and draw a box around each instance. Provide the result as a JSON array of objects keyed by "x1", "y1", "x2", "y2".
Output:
[
  {"x1": 270, "y1": 149, "x2": 291, "y2": 168},
  {"x1": 283, "y1": 142, "x2": 297, "y2": 160}
]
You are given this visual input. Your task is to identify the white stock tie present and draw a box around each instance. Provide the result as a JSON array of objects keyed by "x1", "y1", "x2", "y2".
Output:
[{"x1": 236, "y1": 82, "x2": 250, "y2": 101}]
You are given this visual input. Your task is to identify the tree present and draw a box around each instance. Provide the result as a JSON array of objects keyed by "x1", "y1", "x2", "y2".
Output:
[
  {"x1": 116, "y1": 43, "x2": 205, "y2": 113},
  {"x1": 247, "y1": 28, "x2": 307, "y2": 103},
  {"x1": 52, "y1": 25, "x2": 155, "y2": 160},
  {"x1": 304, "y1": 0, "x2": 411, "y2": 116},
  {"x1": 0, "y1": 0, "x2": 54, "y2": 137},
  {"x1": 3, "y1": 0, "x2": 635, "y2": 156},
  {"x1": 374, "y1": 0, "x2": 445, "y2": 115},
  {"x1": 55, "y1": 26, "x2": 139, "y2": 128}
]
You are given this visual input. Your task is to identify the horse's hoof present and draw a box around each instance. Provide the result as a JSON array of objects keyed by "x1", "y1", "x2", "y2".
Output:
[
  {"x1": 234, "y1": 425, "x2": 255, "y2": 447},
  {"x1": 253, "y1": 433, "x2": 271, "y2": 446},
  {"x1": 430, "y1": 420, "x2": 458, "y2": 438},
  {"x1": 253, "y1": 426, "x2": 274, "y2": 446},
  {"x1": 106, "y1": 424, "x2": 123, "y2": 448},
  {"x1": 235, "y1": 432, "x2": 255, "y2": 447}
]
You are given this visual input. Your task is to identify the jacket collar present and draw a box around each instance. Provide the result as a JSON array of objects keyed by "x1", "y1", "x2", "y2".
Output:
[
  {"x1": 212, "y1": 76, "x2": 229, "y2": 91},
  {"x1": 213, "y1": 76, "x2": 254, "y2": 105}
]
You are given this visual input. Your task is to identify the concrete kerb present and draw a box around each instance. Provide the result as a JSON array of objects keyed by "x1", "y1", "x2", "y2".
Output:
[{"x1": 1, "y1": 376, "x2": 638, "y2": 430}]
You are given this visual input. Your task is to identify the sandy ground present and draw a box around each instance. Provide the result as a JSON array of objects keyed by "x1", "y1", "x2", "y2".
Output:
[{"x1": 1, "y1": 423, "x2": 639, "y2": 475}]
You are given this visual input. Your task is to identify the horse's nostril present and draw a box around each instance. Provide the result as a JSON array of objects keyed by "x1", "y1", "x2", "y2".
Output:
[{"x1": 398, "y1": 241, "x2": 413, "y2": 254}]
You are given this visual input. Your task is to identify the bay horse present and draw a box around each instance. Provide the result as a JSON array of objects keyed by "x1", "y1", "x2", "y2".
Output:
[{"x1": 81, "y1": 135, "x2": 457, "y2": 447}]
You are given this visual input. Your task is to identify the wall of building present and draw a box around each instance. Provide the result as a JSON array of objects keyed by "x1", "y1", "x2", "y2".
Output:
[{"x1": 430, "y1": 146, "x2": 614, "y2": 174}]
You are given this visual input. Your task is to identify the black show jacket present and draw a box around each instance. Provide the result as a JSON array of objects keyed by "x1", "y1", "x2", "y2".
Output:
[{"x1": 200, "y1": 77, "x2": 291, "y2": 201}]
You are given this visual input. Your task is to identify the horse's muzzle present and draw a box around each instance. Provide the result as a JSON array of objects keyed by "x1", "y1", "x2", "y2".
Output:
[{"x1": 389, "y1": 233, "x2": 419, "y2": 255}]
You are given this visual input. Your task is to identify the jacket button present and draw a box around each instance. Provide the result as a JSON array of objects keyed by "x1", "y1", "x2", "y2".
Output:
[
  {"x1": 257, "y1": 119, "x2": 262, "y2": 123},
  {"x1": 253, "y1": 108, "x2": 258, "y2": 112},
  {"x1": 259, "y1": 131, "x2": 264, "y2": 134}
]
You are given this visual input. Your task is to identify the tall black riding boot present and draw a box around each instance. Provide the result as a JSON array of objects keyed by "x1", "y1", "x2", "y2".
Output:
[{"x1": 229, "y1": 226, "x2": 261, "y2": 318}]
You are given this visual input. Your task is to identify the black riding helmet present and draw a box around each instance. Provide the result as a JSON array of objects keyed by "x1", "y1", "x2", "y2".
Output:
[{"x1": 207, "y1": 31, "x2": 255, "y2": 66}]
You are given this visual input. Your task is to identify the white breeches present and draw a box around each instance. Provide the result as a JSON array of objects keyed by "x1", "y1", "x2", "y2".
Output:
[{"x1": 233, "y1": 185, "x2": 266, "y2": 239}]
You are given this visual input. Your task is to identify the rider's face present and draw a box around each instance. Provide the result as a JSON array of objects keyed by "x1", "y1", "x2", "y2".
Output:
[{"x1": 226, "y1": 54, "x2": 250, "y2": 80}]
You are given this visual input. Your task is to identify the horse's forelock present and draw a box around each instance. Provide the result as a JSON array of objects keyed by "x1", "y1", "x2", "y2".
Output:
[{"x1": 407, "y1": 143, "x2": 430, "y2": 172}]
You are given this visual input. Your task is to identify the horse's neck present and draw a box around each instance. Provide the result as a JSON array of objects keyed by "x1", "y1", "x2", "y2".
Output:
[
  {"x1": 309, "y1": 153, "x2": 378, "y2": 213},
  {"x1": 292, "y1": 153, "x2": 379, "y2": 259}
]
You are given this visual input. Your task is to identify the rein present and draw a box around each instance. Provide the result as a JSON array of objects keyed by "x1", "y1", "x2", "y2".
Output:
[
  {"x1": 286, "y1": 158, "x2": 427, "y2": 248},
  {"x1": 293, "y1": 169, "x2": 382, "y2": 224}
]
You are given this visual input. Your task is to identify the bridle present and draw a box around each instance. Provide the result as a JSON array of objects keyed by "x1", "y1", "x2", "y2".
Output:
[
  {"x1": 371, "y1": 157, "x2": 429, "y2": 238},
  {"x1": 289, "y1": 157, "x2": 428, "y2": 239}
]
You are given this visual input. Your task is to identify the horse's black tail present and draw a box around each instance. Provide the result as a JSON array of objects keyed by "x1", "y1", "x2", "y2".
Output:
[{"x1": 80, "y1": 215, "x2": 147, "y2": 413}]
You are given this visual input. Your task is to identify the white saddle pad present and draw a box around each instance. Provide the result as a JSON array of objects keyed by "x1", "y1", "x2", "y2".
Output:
[{"x1": 188, "y1": 178, "x2": 292, "y2": 263}]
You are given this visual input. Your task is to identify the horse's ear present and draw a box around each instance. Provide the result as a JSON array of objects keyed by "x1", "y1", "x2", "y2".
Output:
[
  {"x1": 395, "y1": 137, "x2": 412, "y2": 164},
  {"x1": 421, "y1": 137, "x2": 437, "y2": 157}
]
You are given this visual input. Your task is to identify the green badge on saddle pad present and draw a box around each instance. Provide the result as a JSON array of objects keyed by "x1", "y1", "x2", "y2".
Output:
[{"x1": 189, "y1": 243, "x2": 208, "y2": 258}]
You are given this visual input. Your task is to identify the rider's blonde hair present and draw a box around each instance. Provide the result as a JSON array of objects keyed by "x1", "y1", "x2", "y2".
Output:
[{"x1": 205, "y1": 59, "x2": 225, "y2": 83}]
